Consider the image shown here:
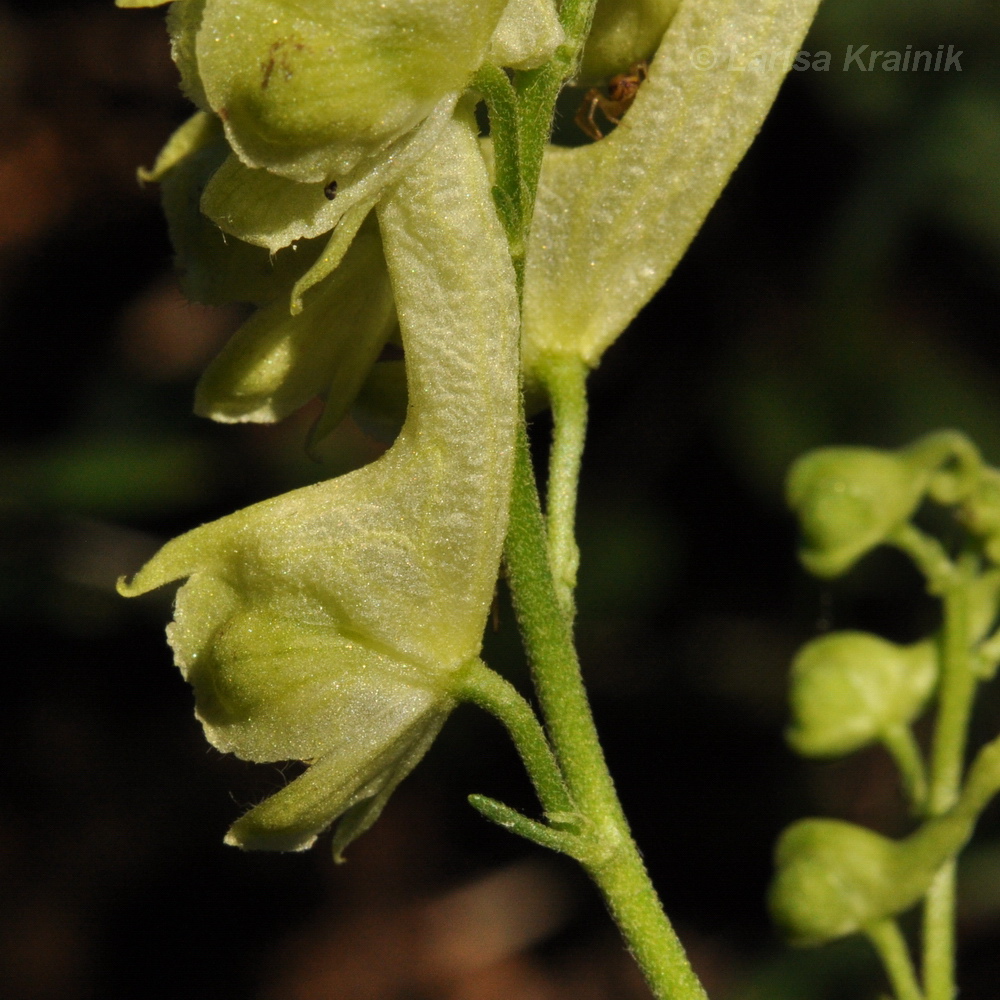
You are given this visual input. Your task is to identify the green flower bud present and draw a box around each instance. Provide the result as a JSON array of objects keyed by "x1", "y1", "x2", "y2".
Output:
[
  {"x1": 487, "y1": 0, "x2": 564, "y2": 71},
  {"x1": 192, "y1": 0, "x2": 508, "y2": 184},
  {"x1": 770, "y1": 818, "x2": 956, "y2": 947},
  {"x1": 786, "y1": 431, "x2": 981, "y2": 579},
  {"x1": 520, "y1": 0, "x2": 822, "y2": 377},
  {"x1": 787, "y1": 632, "x2": 937, "y2": 759},
  {"x1": 578, "y1": 0, "x2": 680, "y2": 85},
  {"x1": 771, "y1": 735, "x2": 1000, "y2": 946},
  {"x1": 119, "y1": 111, "x2": 519, "y2": 856}
]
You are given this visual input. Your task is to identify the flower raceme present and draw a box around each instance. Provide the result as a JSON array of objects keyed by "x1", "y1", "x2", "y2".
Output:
[
  {"x1": 115, "y1": 0, "x2": 830, "y2": 865},
  {"x1": 119, "y1": 113, "x2": 520, "y2": 856}
]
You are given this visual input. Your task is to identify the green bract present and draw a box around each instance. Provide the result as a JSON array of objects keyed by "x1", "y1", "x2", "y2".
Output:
[
  {"x1": 119, "y1": 112, "x2": 519, "y2": 856},
  {"x1": 787, "y1": 632, "x2": 937, "y2": 758},
  {"x1": 521, "y1": 0, "x2": 823, "y2": 379},
  {"x1": 787, "y1": 431, "x2": 981, "y2": 578}
]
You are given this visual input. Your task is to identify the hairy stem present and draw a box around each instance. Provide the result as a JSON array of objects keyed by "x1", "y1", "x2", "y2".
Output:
[
  {"x1": 482, "y1": 3, "x2": 708, "y2": 995},
  {"x1": 505, "y1": 422, "x2": 708, "y2": 1000},
  {"x1": 455, "y1": 658, "x2": 574, "y2": 817}
]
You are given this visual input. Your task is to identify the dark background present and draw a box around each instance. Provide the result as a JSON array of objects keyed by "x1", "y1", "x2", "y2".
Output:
[{"x1": 1, "y1": 1, "x2": 999, "y2": 997}]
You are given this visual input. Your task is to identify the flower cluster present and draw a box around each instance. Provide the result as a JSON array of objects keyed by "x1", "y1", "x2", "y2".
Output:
[
  {"x1": 772, "y1": 430, "x2": 1000, "y2": 947},
  {"x1": 119, "y1": 0, "x2": 828, "y2": 855}
]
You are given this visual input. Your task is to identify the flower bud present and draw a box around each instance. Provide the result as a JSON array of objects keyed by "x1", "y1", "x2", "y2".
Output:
[
  {"x1": 771, "y1": 740, "x2": 1000, "y2": 948},
  {"x1": 578, "y1": 0, "x2": 680, "y2": 85},
  {"x1": 487, "y1": 0, "x2": 564, "y2": 71},
  {"x1": 769, "y1": 817, "x2": 960, "y2": 947},
  {"x1": 786, "y1": 431, "x2": 981, "y2": 578},
  {"x1": 787, "y1": 632, "x2": 937, "y2": 759}
]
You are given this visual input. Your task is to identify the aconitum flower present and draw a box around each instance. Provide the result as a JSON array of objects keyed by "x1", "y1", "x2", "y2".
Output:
[{"x1": 120, "y1": 112, "x2": 519, "y2": 856}]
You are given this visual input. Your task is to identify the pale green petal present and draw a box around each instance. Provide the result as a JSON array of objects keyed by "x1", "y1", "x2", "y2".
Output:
[
  {"x1": 138, "y1": 110, "x2": 216, "y2": 184},
  {"x1": 201, "y1": 94, "x2": 459, "y2": 252},
  {"x1": 307, "y1": 308, "x2": 399, "y2": 448},
  {"x1": 194, "y1": 217, "x2": 394, "y2": 424},
  {"x1": 117, "y1": 0, "x2": 172, "y2": 7},
  {"x1": 329, "y1": 712, "x2": 447, "y2": 861},
  {"x1": 196, "y1": 0, "x2": 506, "y2": 182},
  {"x1": 167, "y1": 0, "x2": 209, "y2": 111},
  {"x1": 289, "y1": 199, "x2": 374, "y2": 315},
  {"x1": 225, "y1": 708, "x2": 449, "y2": 853},
  {"x1": 522, "y1": 0, "x2": 822, "y2": 373},
  {"x1": 175, "y1": 598, "x2": 447, "y2": 761},
  {"x1": 156, "y1": 115, "x2": 324, "y2": 305}
]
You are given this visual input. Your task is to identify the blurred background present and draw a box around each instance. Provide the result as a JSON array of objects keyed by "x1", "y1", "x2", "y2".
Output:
[{"x1": 1, "y1": 0, "x2": 999, "y2": 997}]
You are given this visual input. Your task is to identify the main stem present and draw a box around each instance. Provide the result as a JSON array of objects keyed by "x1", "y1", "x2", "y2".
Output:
[
  {"x1": 923, "y1": 565, "x2": 977, "y2": 1000},
  {"x1": 480, "y1": 10, "x2": 708, "y2": 996},
  {"x1": 505, "y1": 425, "x2": 708, "y2": 1000}
]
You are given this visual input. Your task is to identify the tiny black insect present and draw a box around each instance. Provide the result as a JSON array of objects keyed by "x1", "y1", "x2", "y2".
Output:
[{"x1": 324, "y1": 180, "x2": 338, "y2": 200}]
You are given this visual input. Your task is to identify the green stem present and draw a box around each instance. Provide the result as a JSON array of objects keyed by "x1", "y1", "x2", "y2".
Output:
[
  {"x1": 537, "y1": 353, "x2": 589, "y2": 618},
  {"x1": 511, "y1": 0, "x2": 597, "y2": 236},
  {"x1": 479, "y1": 4, "x2": 705, "y2": 996},
  {"x1": 922, "y1": 567, "x2": 977, "y2": 1000},
  {"x1": 473, "y1": 64, "x2": 524, "y2": 271},
  {"x1": 866, "y1": 919, "x2": 925, "y2": 1000},
  {"x1": 888, "y1": 524, "x2": 958, "y2": 595},
  {"x1": 505, "y1": 420, "x2": 708, "y2": 1000},
  {"x1": 922, "y1": 864, "x2": 956, "y2": 1000},
  {"x1": 455, "y1": 658, "x2": 574, "y2": 817},
  {"x1": 882, "y1": 724, "x2": 928, "y2": 814}
]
